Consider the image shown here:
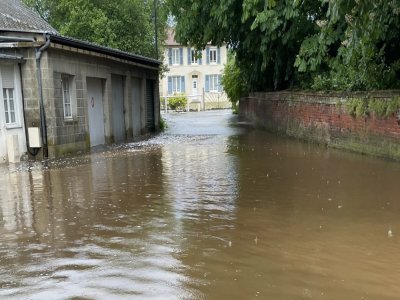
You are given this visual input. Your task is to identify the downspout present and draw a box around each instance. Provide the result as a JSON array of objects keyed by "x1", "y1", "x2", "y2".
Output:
[
  {"x1": 35, "y1": 34, "x2": 51, "y2": 158},
  {"x1": 19, "y1": 63, "x2": 39, "y2": 156}
]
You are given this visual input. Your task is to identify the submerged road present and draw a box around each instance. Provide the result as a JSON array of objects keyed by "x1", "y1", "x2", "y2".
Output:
[{"x1": 1, "y1": 110, "x2": 400, "y2": 299}]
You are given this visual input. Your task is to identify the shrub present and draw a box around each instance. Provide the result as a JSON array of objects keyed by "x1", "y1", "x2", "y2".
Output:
[
  {"x1": 369, "y1": 99, "x2": 388, "y2": 118},
  {"x1": 159, "y1": 116, "x2": 167, "y2": 131},
  {"x1": 344, "y1": 96, "x2": 400, "y2": 119},
  {"x1": 221, "y1": 52, "x2": 249, "y2": 113},
  {"x1": 385, "y1": 96, "x2": 400, "y2": 117},
  {"x1": 345, "y1": 98, "x2": 369, "y2": 117},
  {"x1": 168, "y1": 94, "x2": 187, "y2": 111}
]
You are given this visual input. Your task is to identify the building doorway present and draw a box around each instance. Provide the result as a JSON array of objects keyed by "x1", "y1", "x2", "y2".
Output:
[
  {"x1": 192, "y1": 75, "x2": 198, "y2": 99},
  {"x1": 86, "y1": 77, "x2": 105, "y2": 147}
]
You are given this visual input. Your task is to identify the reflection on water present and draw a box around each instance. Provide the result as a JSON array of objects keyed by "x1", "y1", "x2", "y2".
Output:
[{"x1": 1, "y1": 110, "x2": 400, "y2": 299}]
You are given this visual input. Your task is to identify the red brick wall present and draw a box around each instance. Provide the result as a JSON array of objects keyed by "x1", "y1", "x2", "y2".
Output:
[{"x1": 239, "y1": 91, "x2": 400, "y2": 159}]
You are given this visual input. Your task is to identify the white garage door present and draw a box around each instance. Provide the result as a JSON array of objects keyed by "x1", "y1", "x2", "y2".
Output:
[{"x1": 86, "y1": 77, "x2": 105, "y2": 147}]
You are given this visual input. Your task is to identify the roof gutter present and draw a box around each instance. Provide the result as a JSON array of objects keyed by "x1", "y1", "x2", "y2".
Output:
[
  {"x1": 0, "y1": 36, "x2": 36, "y2": 43},
  {"x1": 35, "y1": 33, "x2": 51, "y2": 159}
]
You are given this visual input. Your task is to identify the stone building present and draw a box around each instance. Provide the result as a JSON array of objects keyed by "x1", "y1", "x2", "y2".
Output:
[
  {"x1": 160, "y1": 29, "x2": 230, "y2": 110},
  {"x1": 0, "y1": 0, "x2": 160, "y2": 163}
]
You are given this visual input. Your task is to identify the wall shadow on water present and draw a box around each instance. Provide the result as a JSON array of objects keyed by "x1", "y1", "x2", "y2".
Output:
[{"x1": 201, "y1": 129, "x2": 400, "y2": 299}]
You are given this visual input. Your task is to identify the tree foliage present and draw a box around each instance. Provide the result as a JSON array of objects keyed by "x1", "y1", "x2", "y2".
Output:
[
  {"x1": 221, "y1": 52, "x2": 249, "y2": 111},
  {"x1": 168, "y1": 0, "x2": 323, "y2": 91},
  {"x1": 296, "y1": 0, "x2": 400, "y2": 91},
  {"x1": 168, "y1": 0, "x2": 400, "y2": 92},
  {"x1": 23, "y1": 0, "x2": 168, "y2": 59}
]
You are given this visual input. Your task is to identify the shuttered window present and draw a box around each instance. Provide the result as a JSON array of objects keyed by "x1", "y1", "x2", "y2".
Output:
[
  {"x1": 209, "y1": 74, "x2": 218, "y2": 92},
  {"x1": 191, "y1": 49, "x2": 201, "y2": 64},
  {"x1": 172, "y1": 48, "x2": 180, "y2": 65},
  {"x1": 209, "y1": 48, "x2": 217, "y2": 64},
  {"x1": 207, "y1": 47, "x2": 220, "y2": 64},
  {"x1": 205, "y1": 74, "x2": 222, "y2": 92},
  {"x1": 168, "y1": 76, "x2": 185, "y2": 94}
]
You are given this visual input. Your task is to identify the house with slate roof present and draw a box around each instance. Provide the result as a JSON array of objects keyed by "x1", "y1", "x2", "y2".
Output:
[
  {"x1": 0, "y1": 0, "x2": 161, "y2": 162},
  {"x1": 160, "y1": 29, "x2": 230, "y2": 111}
]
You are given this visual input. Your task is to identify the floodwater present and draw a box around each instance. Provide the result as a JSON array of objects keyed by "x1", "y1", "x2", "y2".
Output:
[{"x1": 1, "y1": 110, "x2": 400, "y2": 300}]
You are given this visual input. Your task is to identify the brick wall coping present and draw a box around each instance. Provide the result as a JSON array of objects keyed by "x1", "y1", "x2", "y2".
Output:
[{"x1": 248, "y1": 90, "x2": 400, "y2": 105}]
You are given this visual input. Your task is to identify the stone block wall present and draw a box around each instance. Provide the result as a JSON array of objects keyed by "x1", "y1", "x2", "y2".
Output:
[
  {"x1": 239, "y1": 91, "x2": 400, "y2": 160},
  {"x1": 43, "y1": 47, "x2": 159, "y2": 157},
  {"x1": 50, "y1": 72, "x2": 86, "y2": 147},
  {"x1": 20, "y1": 48, "x2": 41, "y2": 128},
  {"x1": 1, "y1": 35, "x2": 160, "y2": 160}
]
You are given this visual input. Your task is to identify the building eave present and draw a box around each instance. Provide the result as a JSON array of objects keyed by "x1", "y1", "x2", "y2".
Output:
[
  {"x1": 49, "y1": 34, "x2": 162, "y2": 69},
  {"x1": 0, "y1": 28, "x2": 58, "y2": 35}
]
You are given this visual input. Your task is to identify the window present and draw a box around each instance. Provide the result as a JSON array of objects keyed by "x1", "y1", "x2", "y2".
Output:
[
  {"x1": 205, "y1": 74, "x2": 222, "y2": 93},
  {"x1": 209, "y1": 48, "x2": 217, "y2": 64},
  {"x1": 60, "y1": 74, "x2": 76, "y2": 120},
  {"x1": 191, "y1": 49, "x2": 200, "y2": 64},
  {"x1": 168, "y1": 76, "x2": 186, "y2": 94},
  {"x1": 62, "y1": 75, "x2": 72, "y2": 119},
  {"x1": 168, "y1": 76, "x2": 185, "y2": 94},
  {"x1": 3, "y1": 88, "x2": 15, "y2": 124},
  {"x1": 172, "y1": 76, "x2": 181, "y2": 93},
  {"x1": 209, "y1": 74, "x2": 219, "y2": 92},
  {"x1": 172, "y1": 48, "x2": 180, "y2": 65},
  {"x1": 1, "y1": 65, "x2": 18, "y2": 125}
]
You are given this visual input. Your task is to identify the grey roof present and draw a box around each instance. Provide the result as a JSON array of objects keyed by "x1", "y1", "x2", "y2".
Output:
[
  {"x1": 0, "y1": 0, "x2": 160, "y2": 68},
  {"x1": 0, "y1": 0, "x2": 58, "y2": 34},
  {"x1": 49, "y1": 34, "x2": 161, "y2": 67},
  {"x1": 166, "y1": 29, "x2": 180, "y2": 46}
]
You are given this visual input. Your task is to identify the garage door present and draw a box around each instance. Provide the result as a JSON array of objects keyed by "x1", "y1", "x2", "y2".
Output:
[
  {"x1": 111, "y1": 75, "x2": 125, "y2": 143},
  {"x1": 131, "y1": 78, "x2": 142, "y2": 137},
  {"x1": 145, "y1": 79, "x2": 155, "y2": 131},
  {"x1": 86, "y1": 77, "x2": 105, "y2": 147}
]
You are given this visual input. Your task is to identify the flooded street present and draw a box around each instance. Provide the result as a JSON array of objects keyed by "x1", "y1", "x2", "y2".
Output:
[{"x1": 1, "y1": 110, "x2": 400, "y2": 299}]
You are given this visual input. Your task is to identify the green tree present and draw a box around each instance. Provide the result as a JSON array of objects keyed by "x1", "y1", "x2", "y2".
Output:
[
  {"x1": 168, "y1": 0, "x2": 400, "y2": 92},
  {"x1": 221, "y1": 52, "x2": 249, "y2": 112},
  {"x1": 23, "y1": 0, "x2": 168, "y2": 59},
  {"x1": 295, "y1": 0, "x2": 400, "y2": 90},
  {"x1": 167, "y1": 0, "x2": 323, "y2": 91}
]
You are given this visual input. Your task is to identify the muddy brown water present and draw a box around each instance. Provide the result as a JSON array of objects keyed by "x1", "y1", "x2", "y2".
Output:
[{"x1": 1, "y1": 110, "x2": 400, "y2": 299}]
